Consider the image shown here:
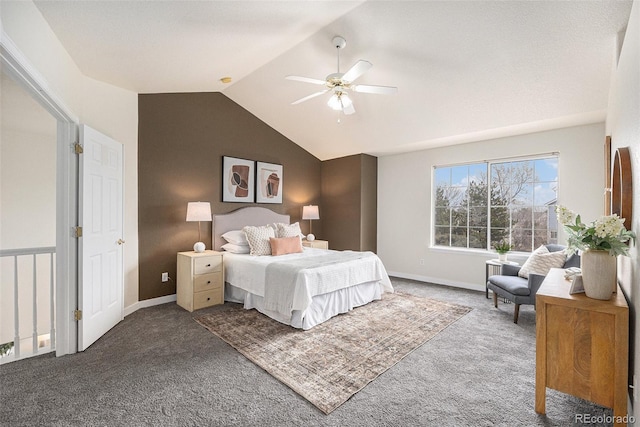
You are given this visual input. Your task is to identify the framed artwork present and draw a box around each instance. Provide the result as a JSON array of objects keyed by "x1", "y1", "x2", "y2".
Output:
[
  {"x1": 256, "y1": 161, "x2": 283, "y2": 204},
  {"x1": 222, "y1": 156, "x2": 255, "y2": 203}
]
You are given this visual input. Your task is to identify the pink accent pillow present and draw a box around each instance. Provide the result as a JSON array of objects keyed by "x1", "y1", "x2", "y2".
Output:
[{"x1": 269, "y1": 236, "x2": 303, "y2": 256}]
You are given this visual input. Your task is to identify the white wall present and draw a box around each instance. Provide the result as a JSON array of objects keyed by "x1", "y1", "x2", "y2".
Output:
[
  {"x1": 1, "y1": 1, "x2": 139, "y2": 308},
  {"x1": 0, "y1": 73, "x2": 57, "y2": 248},
  {"x1": 378, "y1": 123, "x2": 605, "y2": 290},
  {"x1": 606, "y1": 0, "x2": 639, "y2": 416},
  {"x1": 0, "y1": 71, "x2": 57, "y2": 344}
]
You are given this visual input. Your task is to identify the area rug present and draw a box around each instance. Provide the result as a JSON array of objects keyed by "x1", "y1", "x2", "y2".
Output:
[{"x1": 195, "y1": 291, "x2": 471, "y2": 414}]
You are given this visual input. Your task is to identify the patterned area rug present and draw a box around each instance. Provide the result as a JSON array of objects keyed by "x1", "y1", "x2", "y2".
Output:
[{"x1": 195, "y1": 291, "x2": 471, "y2": 414}]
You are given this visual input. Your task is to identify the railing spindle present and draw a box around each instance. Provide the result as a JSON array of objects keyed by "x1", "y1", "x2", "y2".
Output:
[
  {"x1": 13, "y1": 255, "x2": 20, "y2": 358},
  {"x1": 32, "y1": 253, "x2": 38, "y2": 353},
  {"x1": 50, "y1": 252, "x2": 55, "y2": 349}
]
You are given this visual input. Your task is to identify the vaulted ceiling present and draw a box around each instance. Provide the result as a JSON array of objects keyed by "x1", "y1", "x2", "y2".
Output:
[{"x1": 33, "y1": 1, "x2": 633, "y2": 160}]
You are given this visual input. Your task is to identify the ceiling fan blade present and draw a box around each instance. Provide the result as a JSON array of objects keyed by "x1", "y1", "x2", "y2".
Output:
[
  {"x1": 343, "y1": 102, "x2": 356, "y2": 115},
  {"x1": 342, "y1": 60, "x2": 372, "y2": 83},
  {"x1": 291, "y1": 90, "x2": 329, "y2": 105},
  {"x1": 352, "y1": 84, "x2": 398, "y2": 95},
  {"x1": 285, "y1": 75, "x2": 327, "y2": 86}
]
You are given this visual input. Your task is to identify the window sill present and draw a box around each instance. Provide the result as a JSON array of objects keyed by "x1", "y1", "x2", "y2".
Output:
[{"x1": 429, "y1": 246, "x2": 531, "y2": 259}]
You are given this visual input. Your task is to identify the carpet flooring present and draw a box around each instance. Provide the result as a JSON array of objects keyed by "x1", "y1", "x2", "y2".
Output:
[
  {"x1": 0, "y1": 278, "x2": 613, "y2": 426},
  {"x1": 195, "y1": 292, "x2": 471, "y2": 414}
]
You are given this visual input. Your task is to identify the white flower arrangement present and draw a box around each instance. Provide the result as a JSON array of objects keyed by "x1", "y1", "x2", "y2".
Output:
[{"x1": 555, "y1": 205, "x2": 636, "y2": 257}]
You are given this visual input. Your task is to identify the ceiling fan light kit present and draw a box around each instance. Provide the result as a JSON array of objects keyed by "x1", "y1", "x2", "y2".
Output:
[
  {"x1": 286, "y1": 35, "x2": 397, "y2": 116},
  {"x1": 327, "y1": 90, "x2": 353, "y2": 113}
]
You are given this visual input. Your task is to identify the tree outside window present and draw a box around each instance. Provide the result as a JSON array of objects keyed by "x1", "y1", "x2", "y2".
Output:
[{"x1": 434, "y1": 156, "x2": 558, "y2": 252}]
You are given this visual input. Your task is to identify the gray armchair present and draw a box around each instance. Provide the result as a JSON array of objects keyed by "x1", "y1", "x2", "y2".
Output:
[{"x1": 487, "y1": 244, "x2": 579, "y2": 323}]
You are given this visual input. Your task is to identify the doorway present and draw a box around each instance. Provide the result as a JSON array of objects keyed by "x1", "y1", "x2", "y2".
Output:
[
  {"x1": 0, "y1": 68, "x2": 57, "y2": 362},
  {"x1": 1, "y1": 42, "x2": 79, "y2": 361}
]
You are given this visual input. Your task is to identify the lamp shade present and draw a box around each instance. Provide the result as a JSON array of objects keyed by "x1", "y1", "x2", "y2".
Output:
[
  {"x1": 302, "y1": 205, "x2": 320, "y2": 220},
  {"x1": 327, "y1": 93, "x2": 352, "y2": 111},
  {"x1": 186, "y1": 202, "x2": 212, "y2": 222},
  {"x1": 327, "y1": 94, "x2": 342, "y2": 111}
]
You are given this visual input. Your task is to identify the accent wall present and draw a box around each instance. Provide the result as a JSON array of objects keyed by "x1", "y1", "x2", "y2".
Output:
[
  {"x1": 137, "y1": 92, "x2": 322, "y2": 300},
  {"x1": 321, "y1": 154, "x2": 378, "y2": 252}
]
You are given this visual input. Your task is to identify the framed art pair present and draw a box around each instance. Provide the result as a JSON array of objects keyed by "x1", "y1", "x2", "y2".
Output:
[{"x1": 222, "y1": 156, "x2": 283, "y2": 204}]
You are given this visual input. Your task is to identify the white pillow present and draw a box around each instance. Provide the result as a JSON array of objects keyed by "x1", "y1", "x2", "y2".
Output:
[
  {"x1": 221, "y1": 229, "x2": 249, "y2": 246},
  {"x1": 243, "y1": 225, "x2": 276, "y2": 256},
  {"x1": 518, "y1": 245, "x2": 566, "y2": 279},
  {"x1": 275, "y1": 222, "x2": 302, "y2": 239},
  {"x1": 221, "y1": 243, "x2": 250, "y2": 254}
]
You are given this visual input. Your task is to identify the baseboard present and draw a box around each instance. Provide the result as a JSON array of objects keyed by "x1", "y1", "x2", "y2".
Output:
[
  {"x1": 387, "y1": 271, "x2": 484, "y2": 293},
  {"x1": 122, "y1": 274, "x2": 483, "y2": 316},
  {"x1": 124, "y1": 294, "x2": 177, "y2": 317}
]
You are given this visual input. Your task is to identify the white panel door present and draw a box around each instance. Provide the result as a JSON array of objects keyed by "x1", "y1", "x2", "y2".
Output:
[{"x1": 78, "y1": 125, "x2": 124, "y2": 351}]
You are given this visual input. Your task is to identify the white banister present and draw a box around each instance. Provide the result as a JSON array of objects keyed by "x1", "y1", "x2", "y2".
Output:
[{"x1": 1, "y1": 246, "x2": 56, "y2": 363}]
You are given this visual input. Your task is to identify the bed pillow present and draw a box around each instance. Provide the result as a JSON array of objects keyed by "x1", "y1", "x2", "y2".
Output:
[
  {"x1": 221, "y1": 229, "x2": 249, "y2": 246},
  {"x1": 269, "y1": 236, "x2": 303, "y2": 256},
  {"x1": 243, "y1": 225, "x2": 276, "y2": 256},
  {"x1": 518, "y1": 245, "x2": 566, "y2": 279},
  {"x1": 275, "y1": 222, "x2": 302, "y2": 239},
  {"x1": 221, "y1": 242, "x2": 250, "y2": 254}
]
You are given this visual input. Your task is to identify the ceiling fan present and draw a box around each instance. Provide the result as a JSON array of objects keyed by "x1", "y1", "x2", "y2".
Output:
[{"x1": 286, "y1": 36, "x2": 398, "y2": 115}]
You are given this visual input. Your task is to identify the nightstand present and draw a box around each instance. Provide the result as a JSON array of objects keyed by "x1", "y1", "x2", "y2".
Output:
[
  {"x1": 176, "y1": 250, "x2": 224, "y2": 312},
  {"x1": 302, "y1": 239, "x2": 328, "y2": 250}
]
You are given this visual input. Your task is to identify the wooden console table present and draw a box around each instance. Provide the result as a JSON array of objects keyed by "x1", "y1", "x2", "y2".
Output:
[{"x1": 535, "y1": 268, "x2": 629, "y2": 425}]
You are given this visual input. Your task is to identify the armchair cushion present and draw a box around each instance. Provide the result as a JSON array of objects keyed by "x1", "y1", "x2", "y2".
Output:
[
  {"x1": 487, "y1": 275, "x2": 530, "y2": 296},
  {"x1": 518, "y1": 245, "x2": 566, "y2": 279}
]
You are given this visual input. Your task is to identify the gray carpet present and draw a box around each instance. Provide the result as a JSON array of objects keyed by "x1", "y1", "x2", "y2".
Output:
[{"x1": 0, "y1": 278, "x2": 612, "y2": 426}]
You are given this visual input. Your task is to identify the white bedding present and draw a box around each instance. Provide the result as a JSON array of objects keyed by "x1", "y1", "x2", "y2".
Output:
[{"x1": 224, "y1": 247, "x2": 393, "y2": 327}]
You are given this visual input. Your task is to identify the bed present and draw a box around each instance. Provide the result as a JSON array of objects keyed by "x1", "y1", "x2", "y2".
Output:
[{"x1": 212, "y1": 207, "x2": 393, "y2": 329}]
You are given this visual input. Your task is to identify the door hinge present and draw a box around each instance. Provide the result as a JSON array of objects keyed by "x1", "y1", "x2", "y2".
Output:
[
  {"x1": 74, "y1": 310, "x2": 82, "y2": 321},
  {"x1": 74, "y1": 226, "x2": 83, "y2": 238},
  {"x1": 74, "y1": 142, "x2": 84, "y2": 154}
]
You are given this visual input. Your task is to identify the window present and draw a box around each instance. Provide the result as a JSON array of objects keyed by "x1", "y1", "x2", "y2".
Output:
[{"x1": 434, "y1": 155, "x2": 558, "y2": 252}]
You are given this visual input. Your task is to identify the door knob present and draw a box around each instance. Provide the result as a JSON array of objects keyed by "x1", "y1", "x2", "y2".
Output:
[{"x1": 117, "y1": 239, "x2": 125, "y2": 245}]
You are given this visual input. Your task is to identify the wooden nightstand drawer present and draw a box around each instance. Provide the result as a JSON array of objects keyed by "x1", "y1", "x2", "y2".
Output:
[
  {"x1": 194, "y1": 256, "x2": 222, "y2": 274},
  {"x1": 194, "y1": 273, "x2": 223, "y2": 292},
  {"x1": 177, "y1": 251, "x2": 225, "y2": 312},
  {"x1": 193, "y1": 289, "x2": 223, "y2": 310},
  {"x1": 302, "y1": 240, "x2": 328, "y2": 250}
]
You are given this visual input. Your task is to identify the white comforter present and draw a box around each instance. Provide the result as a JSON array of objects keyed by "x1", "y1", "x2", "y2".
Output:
[{"x1": 224, "y1": 248, "x2": 393, "y2": 317}]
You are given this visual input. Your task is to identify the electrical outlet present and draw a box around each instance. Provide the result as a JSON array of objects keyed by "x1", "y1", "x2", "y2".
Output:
[
  {"x1": 161, "y1": 272, "x2": 169, "y2": 282},
  {"x1": 419, "y1": 259, "x2": 425, "y2": 265}
]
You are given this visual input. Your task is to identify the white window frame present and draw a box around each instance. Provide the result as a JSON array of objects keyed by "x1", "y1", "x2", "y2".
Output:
[{"x1": 432, "y1": 153, "x2": 559, "y2": 253}]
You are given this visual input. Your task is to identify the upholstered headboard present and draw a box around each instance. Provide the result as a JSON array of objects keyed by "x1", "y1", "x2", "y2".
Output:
[{"x1": 212, "y1": 207, "x2": 290, "y2": 251}]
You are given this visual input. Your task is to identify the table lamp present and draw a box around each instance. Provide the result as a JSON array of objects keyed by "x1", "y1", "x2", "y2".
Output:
[
  {"x1": 302, "y1": 205, "x2": 320, "y2": 241},
  {"x1": 186, "y1": 202, "x2": 212, "y2": 252}
]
